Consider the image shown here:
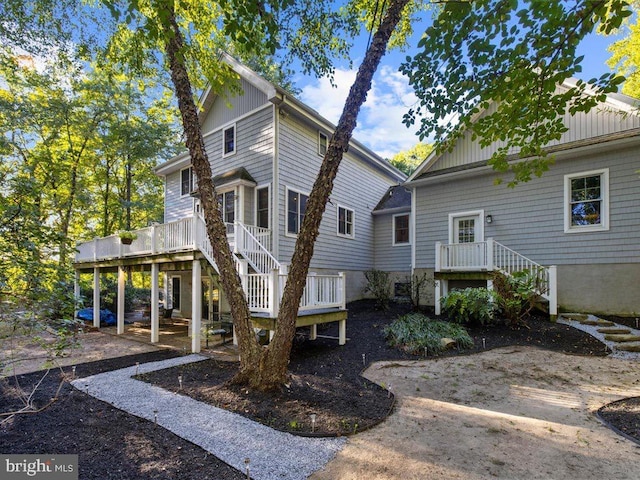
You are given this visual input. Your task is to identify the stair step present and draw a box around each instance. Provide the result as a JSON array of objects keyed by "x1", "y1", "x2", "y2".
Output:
[
  {"x1": 580, "y1": 319, "x2": 615, "y2": 326},
  {"x1": 603, "y1": 334, "x2": 640, "y2": 343},
  {"x1": 597, "y1": 328, "x2": 632, "y2": 334},
  {"x1": 564, "y1": 314, "x2": 588, "y2": 321},
  {"x1": 616, "y1": 342, "x2": 640, "y2": 353}
]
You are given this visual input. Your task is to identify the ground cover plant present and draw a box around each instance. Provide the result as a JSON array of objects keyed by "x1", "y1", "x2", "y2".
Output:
[{"x1": 2, "y1": 300, "x2": 638, "y2": 479}]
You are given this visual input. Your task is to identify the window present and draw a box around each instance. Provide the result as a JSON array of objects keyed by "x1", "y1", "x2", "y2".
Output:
[
  {"x1": 171, "y1": 277, "x2": 181, "y2": 311},
  {"x1": 318, "y1": 131, "x2": 328, "y2": 156},
  {"x1": 223, "y1": 125, "x2": 236, "y2": 156},
  {"x1": 564, "y1": 169, "x2": 609, "y2": 233},
  {"x1": 337, "y1": 205, "x2": 354, "y2": 238},
  {"x1": 393, "y1": 213, "x2": 410, "y2": 245},
  {"x1": 217, "y1": 190, "x2": 235, "y2": 224},
  {"x1": 180, "y1": 167, "x2": 194, "y2": 196},
  {"x1": 256, "y1": 186, "x2": 270, "y2": 229},
  {"x1": 287, "y1": 188, "x2": 308, "y2": 235}
]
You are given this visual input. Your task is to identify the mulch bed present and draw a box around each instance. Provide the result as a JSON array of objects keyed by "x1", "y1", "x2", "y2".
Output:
[{"x1": 1, "y1": 300, "x2": 638, "y2": 479}]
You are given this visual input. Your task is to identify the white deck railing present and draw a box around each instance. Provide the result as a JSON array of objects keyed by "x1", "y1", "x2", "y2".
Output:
[
  {"x1": 75, "y1": 215, "x2": 345, "y2": 316},
  {"x1": 435, "y1": 238, "x2": 557, "y2": 315}
]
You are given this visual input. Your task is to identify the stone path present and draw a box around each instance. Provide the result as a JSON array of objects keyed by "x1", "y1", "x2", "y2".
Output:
[
  {"x1": 71, "y1": 355, "x2": 346, "y2": 480},
  {"x1": 559, "y1": 314, "x2": 640, "y2": 356}
]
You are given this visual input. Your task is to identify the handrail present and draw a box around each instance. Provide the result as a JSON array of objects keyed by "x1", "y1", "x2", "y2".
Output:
[{"x1": 234, "y1": 221, "x2": 280, "y2": 274}]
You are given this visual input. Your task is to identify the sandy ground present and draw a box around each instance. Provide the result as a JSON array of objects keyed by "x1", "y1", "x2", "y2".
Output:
[{"x1": 311, "y1": 347, "x2": 640, "y2": 480}]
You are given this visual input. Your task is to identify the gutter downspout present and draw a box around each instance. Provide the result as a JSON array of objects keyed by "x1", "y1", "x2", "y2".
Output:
[{"x1": 272, "y1": 101, "x2": 281, "y2": 262}]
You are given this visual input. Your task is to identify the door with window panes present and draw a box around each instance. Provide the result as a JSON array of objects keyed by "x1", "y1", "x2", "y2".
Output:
[{"x1": 450, "y1": 213, "x2": 484, "y2": 268}]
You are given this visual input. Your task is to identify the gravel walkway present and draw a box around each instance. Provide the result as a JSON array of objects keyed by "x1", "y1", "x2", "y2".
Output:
[{"x1": 70, "y1": 355, "x2": 345, "y2": 480}]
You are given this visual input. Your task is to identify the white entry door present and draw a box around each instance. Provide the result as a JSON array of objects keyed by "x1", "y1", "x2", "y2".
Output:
[{"x1": 448, "y1": 211, "x2": 485, "y2": 268}]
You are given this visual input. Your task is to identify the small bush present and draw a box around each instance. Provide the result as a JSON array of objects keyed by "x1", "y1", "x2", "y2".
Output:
[
  {"x1": 492, "y1": 270, "x2": 541, "y2": 325},
  {"x1": 441, "y1": 288, "x2": 498, "y2": 326},
  {"x1": 384, "y1": 313, "x2": 474, "y2": 355},
  {"x1": 363, "y1": 269, "x2": 391, "y2": 310}
]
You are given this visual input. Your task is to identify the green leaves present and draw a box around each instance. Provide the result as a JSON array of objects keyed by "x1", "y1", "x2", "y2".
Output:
[{"x1": 401, "y1": 0, "x2": 633, "y2": 185}]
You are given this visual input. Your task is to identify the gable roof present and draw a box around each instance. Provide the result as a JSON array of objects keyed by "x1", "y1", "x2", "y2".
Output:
[
  {"x1": 372, "y1": 185, "x2": 411, "y2": 215},
  {"x1": 406, "y1": 80, "x2": 640, "y2": 184}
]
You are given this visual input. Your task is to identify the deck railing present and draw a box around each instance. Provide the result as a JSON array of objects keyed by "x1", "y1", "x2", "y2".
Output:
[
  {"x1": 75, "y1": 215, "x2": 345, "y2": 316},
  {"x1": 435, "y1": 238, "x2": 557, "y2": 315}
]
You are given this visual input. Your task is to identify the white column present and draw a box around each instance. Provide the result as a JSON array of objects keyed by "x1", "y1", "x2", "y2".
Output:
[
  {"x1": 435, "y1": 241, "x2": 442, "y2": 272},
  {"x1": 338, "y1": 319, "x2": 346, "y2": 345},
  {"x1": 117, "y1": 266, "x2": 126, "y2": 335},
  {"x1": 151, "y1": 263, "x2": 160, "y2": 343},
  {"x1": 310, "y1": 324, "x2": 317, "y2": 340},
  {"x1": 268, "y1": 268, "x2": 280, "y2": 318},
  {"x1": 486, "y1": 237, "x2": 494, "y2": 271},
  {"x1": 74, "y1": 270, "x2": 81, "y2": 320},
  {"x1": 191, "y1": 260, "x2": 202, "y2": 353},
  {"x1": 163, "y1": 273, "x2": 169, "y2": 309},
  {"x1": 548, "y1": 265, "x2": 558, "y2": 320},
  {"x1": 339, "y1": 272, "x2": 346, "y2": 310},
  {"x1": 93, "y1": 267, "x2": 100, "y2": 328}
]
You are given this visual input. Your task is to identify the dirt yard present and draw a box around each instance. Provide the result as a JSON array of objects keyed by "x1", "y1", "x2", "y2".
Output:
[{"x1": 312, "y1": 346, "x2": 640, "y2": 480}]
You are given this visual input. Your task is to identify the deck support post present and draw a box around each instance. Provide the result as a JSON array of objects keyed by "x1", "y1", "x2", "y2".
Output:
[
  {"x1": 338, "y1": 318, "x2": 346, "y2": 345},
  {"x1": 151, "y1": 263, "x2": 160, "y2": 343},
  {"x1": 74, "y1": 270, "x2": 81, "y2": 321},
  {"x1": 435, "y1": 279, "x2": 449, "y2": 316},
  {"x1": 93, "y1": 267, "x2": 100, "y2": 328},
  {"x1": 117, "y1": 266, "x2": 126, "y2": 335},
  {"x1": 191, "y1": 260, "x2": 202, "y2": 353},
  {"x1": 310, "y1": 324, "x2": 317, "y2": 340},
  {"x1": 548, "y1": 265, "x2": 558, "y2": 320}
]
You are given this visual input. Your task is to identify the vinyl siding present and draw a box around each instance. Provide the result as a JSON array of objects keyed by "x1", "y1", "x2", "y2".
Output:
[
  {"x1": 164, "y1": 170, "x2": 195, "y2": 222},
  {"x1": 201, "y1": 78, "x2": 269, "y2": 134},
  {"x1": 373, "y1": 213, "x2": 412, "y2": 272},
  {"x1": 277, "y1": 114, "x2": 398, "y2": 271},
  {"x1": 414, "y1": 140, "x2": 640, "y2": 268}
]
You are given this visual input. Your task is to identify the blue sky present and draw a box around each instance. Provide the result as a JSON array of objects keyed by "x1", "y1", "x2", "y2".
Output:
[{"x1": 295, "y1": 28, "x2": 623, "y2": 159}]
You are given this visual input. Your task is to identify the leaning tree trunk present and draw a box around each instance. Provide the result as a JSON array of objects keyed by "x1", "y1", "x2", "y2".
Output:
[
  {"x1": 250, "y1": 0, "x2": 411, "y2": 387},
  {"x1": 157, "y1": 1, "x2": 264, "y2": 372}
]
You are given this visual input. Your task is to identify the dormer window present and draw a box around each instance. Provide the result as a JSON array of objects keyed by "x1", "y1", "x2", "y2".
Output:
[
  {"x1": 223, "y1": 124, "x2": 236, "y2": 156},
  {"x1": 318, "y1": 131, "x2": 328, "y2": 156}
]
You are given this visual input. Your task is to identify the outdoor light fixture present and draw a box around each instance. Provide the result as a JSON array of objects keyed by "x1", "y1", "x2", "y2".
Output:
[
  {"x1": 178, "y1": 375, "x2": 183, "y2": 390},
  {"x1": 71, "y1": 366, "x2": 76, "y2": 378},
  {"x1": 244, "y1": 458, "x2": 250, "y2": 480},
  {"x1": 485, "y1": 214, "x2": 493, "y2": 224},
  {"x1": 310, "y1": 414, "x2": 317, "y2": 433}
]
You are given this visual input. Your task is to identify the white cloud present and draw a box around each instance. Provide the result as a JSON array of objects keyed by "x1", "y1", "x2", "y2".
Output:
[{"x1": 299, "y1": 64, "x2": 424, "y2": 159}]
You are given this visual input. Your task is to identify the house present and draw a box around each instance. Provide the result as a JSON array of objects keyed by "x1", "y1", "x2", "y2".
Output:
[
  {"x1": 73, "y1": 54, "x2": 406, "y2": 352},
  {"x1": 405, "y1": 80, "x2": 640, "y2": 317}
]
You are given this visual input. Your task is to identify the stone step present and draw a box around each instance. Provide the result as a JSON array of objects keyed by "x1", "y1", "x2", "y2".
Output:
[
  {"x1": 597, "y1": 328, "x2": 632, "y2": 334},
  {"x1": 616, "y1": 342, "x2": 640, "y2": 353},
  {"x1": 564, "y1": 314, "x2": 588, "y2": 321},
  {"x1": 581, "y1": 319, "x2": 615, "y2": 327},
  {"x1": 604, "y1": 334, "x2": 640, "y2": 343}
]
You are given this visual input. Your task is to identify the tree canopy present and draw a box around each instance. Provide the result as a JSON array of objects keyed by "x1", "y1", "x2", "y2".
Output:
[
  {"x1": 607, "y1": 1, "x2": 640, "y2": 98},
  {"x1": 389, "y1": 142, "x2": 433, "y2": 175}
]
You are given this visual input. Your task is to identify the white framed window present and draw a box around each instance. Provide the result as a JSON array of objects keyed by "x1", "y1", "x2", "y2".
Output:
[
  {"x1": 447, "y1": 210, "x2": 484, "y2": 244},
  {"x1": 217, "y1": 189, "x2": 235, "y2": 224},
  {"x1": 318, "y1": 131, "x2": 328, "y2": 156},
  {"x1": 286, "y1": 187, "x2": 309, "y2": 236},
  {"x1": 564, "y1": 169, "x2": 609, "y2": 233},
  {"x1": 337, "y1": 205, "x2": 355, "y2": 238},
  {"x1": 255, "y1": 185, "x2": 270, "y2": 229},
  {"x1": 393, "y1": 213, "x2": 410, "y2": 245},
  {"x1": 223, "y1": 124, "x2": 236, "y2": 156},
  {"x1": 180, "y1": 167, "x2": 194, "y2": 196}
]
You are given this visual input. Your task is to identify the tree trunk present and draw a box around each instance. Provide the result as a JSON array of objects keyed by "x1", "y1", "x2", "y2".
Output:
[
  {"x1": 260, "y1": 0, "x2": 410, "y2": 387},
  {"x1": 157, "y1": 1, "x2": 264, "y2": 377}
]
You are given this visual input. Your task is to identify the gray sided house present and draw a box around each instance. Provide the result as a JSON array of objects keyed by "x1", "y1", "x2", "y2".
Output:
[
  {"x1": 73, "y1": 54, "x2": 406, "y2": 352},
  {"x1": 406, "y1": 81, "x2": 640, "y2": 317}
]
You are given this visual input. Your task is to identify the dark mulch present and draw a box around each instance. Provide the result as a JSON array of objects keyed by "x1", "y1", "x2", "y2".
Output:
[
  {"x1": 597, "y1": 397, "x2": 640, "y2": 446},
  {"x1": 1, "y1": 300, "x2": 638, "y2": 480}
]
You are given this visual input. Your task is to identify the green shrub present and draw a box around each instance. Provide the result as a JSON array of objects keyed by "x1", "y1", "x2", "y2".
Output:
[
  {"x1": 441, "y1": 287, "x2": 498, "y2": 326},
  {"x1": 363, "y1": 269, "x2": 391, "y2": 310},
  {"x1": 384, "y1": 313, "x2": 474, "y2": 355},
  {"x1": 492, "y1": 270, "x2": 541, "y2": 325}
]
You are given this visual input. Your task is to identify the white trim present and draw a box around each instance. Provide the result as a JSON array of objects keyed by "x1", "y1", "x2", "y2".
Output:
[
  {"x1": 564, "y1": 168, "x2": 610, "y2": 233},
  {"x1": 285, "y1": 186, "x2": 309, "y2": 238},
  {"x1": 392, "y1": 213, "x2": 411, "y2": 246},
  {"x1": 222, "y1": 123, "x2": 236, "y2": 157},
  {"x1": 255, "y1": 183, "x2": 271, "y2": 229},
  {"x1": 318, "y1": 131, "x2": 328, "y2": 156},
  {"x1": 272, "y1": 104, "x2": 280, "y2": 260},
  {"x1": 410, "y1": 186, "x2": 417, "y2": 270},
  {"x1": 448, "y1": 209, "x2": 485, "y2": 244},
  {"x1": 336, "y1": 204, "x2": 355, "y2": 239}
]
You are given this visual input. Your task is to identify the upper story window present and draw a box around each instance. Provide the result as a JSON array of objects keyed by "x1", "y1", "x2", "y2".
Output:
[
  {"x1": 287, "y1": 187, "x2": 308, "y2": 236},
  {"x1": 337, "y1": 205, "x2": 354, "y2": 238},
  {"x1": 256, "y1": 186, "x2": 270, "y2": 229},
  {"x1": 181, "y1": 167, "x2": 194, "y2": 196},
  {"x1": 223, "y1": 124, "x2": 236, "y2": 156},
  {"x1": 564, "y1": 169, "x2": 609, "y2": 233},
  {"x1": 393, "y1": 213, "x2": 410, "y2": 245},
  {"x1": 318, "y1": 131, "x2": 328, "y2": 156}
]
